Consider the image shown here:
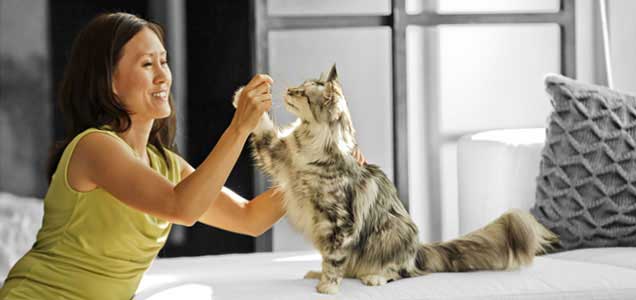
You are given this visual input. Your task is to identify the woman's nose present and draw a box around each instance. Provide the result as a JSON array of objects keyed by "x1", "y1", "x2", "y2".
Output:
[{"x1": 154, "y1": 65, "x2": 170, "y2": 84}]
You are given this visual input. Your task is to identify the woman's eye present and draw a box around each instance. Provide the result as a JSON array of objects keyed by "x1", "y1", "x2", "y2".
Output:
[
  {"x1": 143, "y1": 62, "x2": 152, "y2": 67},
  {"x1": 161, "y1": 61, "x2": 168, "y2": 66}
]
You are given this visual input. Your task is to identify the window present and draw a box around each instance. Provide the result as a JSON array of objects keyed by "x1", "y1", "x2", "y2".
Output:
[{"x1": 252, "y1": 0, "x2": 575, "y2": 249}]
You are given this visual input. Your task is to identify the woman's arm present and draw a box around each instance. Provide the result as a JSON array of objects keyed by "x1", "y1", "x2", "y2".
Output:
[
  {"x1": 197, "y1": 187, "x2": 284, "y2": 237},
  {"x1": 178, "y1": 155, "x2": 284, "y2": 236},
  {"x1": 186, "y1": 149, "x2": 366, "y2": 236},
  {"x1": 76, "y1": 75, "x2": 273, "y2": 226}
]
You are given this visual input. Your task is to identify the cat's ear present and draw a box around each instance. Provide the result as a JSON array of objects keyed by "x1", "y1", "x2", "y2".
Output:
[
  {"x1": 326, "y1": 63, "x2": 338, "y2": 82},
  {"x1": 319, "y1": 72, "x2": 327, "y2": 82}
]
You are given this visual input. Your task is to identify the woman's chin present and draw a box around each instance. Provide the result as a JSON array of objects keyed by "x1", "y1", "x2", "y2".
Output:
[{"x1": 154, "y1": 107, "x2": 172, "y2": 119}]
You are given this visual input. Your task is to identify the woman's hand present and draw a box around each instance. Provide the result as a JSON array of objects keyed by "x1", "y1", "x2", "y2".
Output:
[
  {"x1": 353, "y1": 147, "x2": 367, "y2": 166},
  {"x1": 231, "y1": 74, "x2": 273, "y2": 136}
]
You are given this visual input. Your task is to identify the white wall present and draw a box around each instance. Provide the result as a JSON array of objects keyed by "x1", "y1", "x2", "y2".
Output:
[{"x1": 608, "y1": 0, "x2": 636, "y2": 93}]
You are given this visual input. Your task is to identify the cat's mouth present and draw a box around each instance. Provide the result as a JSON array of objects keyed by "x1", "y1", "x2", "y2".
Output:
[{"x1": 284, "y1": 97, "x2": 298, "y2": 110}]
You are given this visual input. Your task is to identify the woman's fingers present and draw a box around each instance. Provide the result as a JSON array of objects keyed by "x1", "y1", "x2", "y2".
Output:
[
  {"x1": 252, "y1": 94, "x2": 272, "y2": 112},
  {"x1": 248, "y1": 82, "x2": 271, "y2": 97},
  {"x1": 245, "y1": 74, "x2": 273, "y2": 91},
  {"x1": 353, "y1": 148, "x2": 367, "y2": 166},
  {"x1": 261, "y1": 99, "x2": 272, "y2": 111},
  {"x1": 231, "y1": 74, "x2": 274, "y2": 134},
  {"x1": 252, "y1": 93, "x2": 272, "y2": 103}
]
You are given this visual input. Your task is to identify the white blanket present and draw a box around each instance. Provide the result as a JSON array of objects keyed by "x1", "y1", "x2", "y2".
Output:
[
  {"x1": 0, "y1": 192, "x2": 43, "y2": 281},
  {"x1": 137, "y1": 248, "x2": 636, "y2": 300}
]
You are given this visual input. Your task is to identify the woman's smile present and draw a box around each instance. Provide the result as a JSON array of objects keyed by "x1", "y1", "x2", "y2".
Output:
[{"x1": 150, "y1": 90, "x2": 169, "y2": 102}]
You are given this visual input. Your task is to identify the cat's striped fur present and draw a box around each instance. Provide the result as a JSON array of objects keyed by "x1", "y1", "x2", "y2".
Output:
[{"x1": 234, "y1": 65, "x2": 557, "y2": 294}]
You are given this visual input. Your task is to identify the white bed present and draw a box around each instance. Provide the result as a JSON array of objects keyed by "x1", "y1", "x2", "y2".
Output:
[
  {"x1": 4, "y1": 127, "x2": 636, "y2": 299},
  {"x1": 137, "y1": 247, "x2": 636, "y2": 300},
  {"x1": 135, "y1": 128, "x2": 636, "y2": 300},
  {"x1": 4, "y1": 190, "x2": 635, "y2": 300}
]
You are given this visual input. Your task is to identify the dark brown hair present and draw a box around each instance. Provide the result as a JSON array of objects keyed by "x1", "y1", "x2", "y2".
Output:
[{"x1": 48, "y1": 12, "x2": 177, "y2": 179}]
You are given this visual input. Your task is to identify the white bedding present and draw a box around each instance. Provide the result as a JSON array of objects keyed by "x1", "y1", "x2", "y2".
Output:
[
  {"x1": 137, "y1": 248, "x2": 636, "y2": 300},
  {"x1": 0, "y1": 192, "x2": 43, "y2": 281},
  {"x1": 3, "y1": 192, "x2": 635, "y2": 299}
]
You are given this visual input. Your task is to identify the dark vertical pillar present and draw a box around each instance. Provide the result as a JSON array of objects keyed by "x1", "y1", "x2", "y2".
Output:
[{"x1": 160, "y1": 0, "x2": 255, "y2": 257}]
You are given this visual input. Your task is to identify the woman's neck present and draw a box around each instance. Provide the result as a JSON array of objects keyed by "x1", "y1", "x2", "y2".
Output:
[{"x1": 116, "y1": 119, "x2": 154, "y2": 159}]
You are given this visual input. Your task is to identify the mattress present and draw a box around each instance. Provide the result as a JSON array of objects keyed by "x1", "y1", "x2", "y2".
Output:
[{"x1": 136, "y1": 247, "x2": 636, "y2": 300}]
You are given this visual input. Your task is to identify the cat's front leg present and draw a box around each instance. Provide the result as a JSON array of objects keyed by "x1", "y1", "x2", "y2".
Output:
[
  {"x1": 311, "y1": 196, "x2": 356, "y2": 294},
  {"x1": 316, "y1": 251, "x2": 348, "y2": 294},
  {"x1": 232, "y1": 87, "x2": 275, "y2": 137},
  {"x1": 233, "y1": 87, "x2": 282, "y2": 176},
  {"x1": 314, "y1": 225, "x2": 352, "y2": 294}
]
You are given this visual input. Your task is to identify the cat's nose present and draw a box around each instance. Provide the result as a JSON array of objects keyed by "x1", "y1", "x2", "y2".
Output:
[{"x1": 287, "y1": 89, "x2": 299, "y2": 96}]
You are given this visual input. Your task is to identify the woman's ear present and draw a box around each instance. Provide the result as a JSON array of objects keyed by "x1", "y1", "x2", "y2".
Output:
[
  {"x1": 111, "y1": 66, "x2": 121, "y2": 96},
  {"x1": 112, "y1": 75, "x2": 119, "y2": 97}
]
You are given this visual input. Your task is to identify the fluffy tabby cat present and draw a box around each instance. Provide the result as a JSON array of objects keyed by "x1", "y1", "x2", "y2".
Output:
[{"x1": 233, "y1": 65, "x2": 557, "y2": 294}]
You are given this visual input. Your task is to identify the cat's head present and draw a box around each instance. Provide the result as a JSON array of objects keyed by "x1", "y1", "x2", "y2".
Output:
[{"x1": 284, "y1": 64, "x2": 351, "y2": 126}]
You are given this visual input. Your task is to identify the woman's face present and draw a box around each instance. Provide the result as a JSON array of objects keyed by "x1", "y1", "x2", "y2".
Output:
[{"x1": 112, "y1": 27, "x2": 172, "y2": 121}]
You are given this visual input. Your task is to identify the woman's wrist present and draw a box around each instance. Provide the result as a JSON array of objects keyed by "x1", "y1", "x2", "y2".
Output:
[{"x1": 228, "y1": 120, "x2": 251, "y2": 141}]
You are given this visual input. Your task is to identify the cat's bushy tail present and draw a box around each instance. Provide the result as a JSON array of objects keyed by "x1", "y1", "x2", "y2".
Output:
[{"x1": 414, "y1": 209, "x2": 557, "y2": 273}]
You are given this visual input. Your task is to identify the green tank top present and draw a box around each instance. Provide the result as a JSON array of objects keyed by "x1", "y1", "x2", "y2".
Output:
[{"x1": 0, "y1": 128, "x2": 181, "y2": 300}]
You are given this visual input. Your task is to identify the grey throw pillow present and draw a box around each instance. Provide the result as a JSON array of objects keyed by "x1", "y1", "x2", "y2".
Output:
[{"x1": 531, "y1": 74, "x2": 636, "y2": 251}]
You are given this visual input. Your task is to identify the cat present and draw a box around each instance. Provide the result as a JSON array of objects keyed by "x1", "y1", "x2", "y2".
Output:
[{"x1": 233, "y1": 64, "x2": 557, "y2": 294}]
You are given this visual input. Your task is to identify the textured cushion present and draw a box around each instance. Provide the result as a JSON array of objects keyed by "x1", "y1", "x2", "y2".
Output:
[{"x1": 531, "y1": 74, "x2": 636, "y2": 250}]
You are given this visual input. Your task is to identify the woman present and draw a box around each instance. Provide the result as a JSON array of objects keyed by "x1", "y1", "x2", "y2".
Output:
[{"x1": 0, "y1": 12, "x2": 365, "y2": 299}]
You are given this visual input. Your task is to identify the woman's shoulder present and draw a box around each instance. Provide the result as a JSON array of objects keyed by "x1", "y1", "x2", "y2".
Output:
[
  {"x1": 66, "y1": 128, "x2": 137, "y2": 171},
  {"x1": 69, "y1": 127, "x2": 118, "y2": 144},
  {"x1": 62, "y1": 127, "x2": 134, "y2": 193}
]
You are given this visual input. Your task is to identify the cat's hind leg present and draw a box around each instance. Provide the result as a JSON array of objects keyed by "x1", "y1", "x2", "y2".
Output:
[
  {"x1": 359, "y1": 274, "x2": 388, "y2": 286},
  {"x1": 303, "y1": 270, "x2": 322, "y2": 279},
  {"x1": 357, "y1": 266, "x2": 404, "y2": 286}
]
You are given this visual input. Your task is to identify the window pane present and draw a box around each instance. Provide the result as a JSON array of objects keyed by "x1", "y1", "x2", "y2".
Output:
[
  {"x1": 437, "y1": 24, "x2": 560, "y2": 134},
  {"x1": 268, "y1": 0, "x2": 390, "y2": 16},
  {"x1": 268, "y1": 28, "x2": 393, "y2": 251},
  {"x1": 610, "y1": 1, "x2": 636, "y2": 94},
  {"x1": 407, "y1": 24, "x2": 560, "y2": 242},
  {"x1": 441, "y1": 142, "x2": 459, "y2": 241},
  {"x1": 407, "y1": 25, "x2": 436, "y2": 242},
  {"x1": 407, "y1": 0, "x2": 560, "y2": 15}
]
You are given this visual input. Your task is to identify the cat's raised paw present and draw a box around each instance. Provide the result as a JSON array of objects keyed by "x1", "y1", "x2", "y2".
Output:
[
  {"x1": 304, "y1": 270, "x2": 322, "y2": 279},
  {"x1": 232, "y1": 87, "x2": 244, "y2": 109},
  {"x1": 360, "y1": 275, "x2": 388, "y2": 286},
  {"x1": 316, "y1": 282, "x2": 339, "y2": 294}
]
